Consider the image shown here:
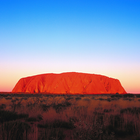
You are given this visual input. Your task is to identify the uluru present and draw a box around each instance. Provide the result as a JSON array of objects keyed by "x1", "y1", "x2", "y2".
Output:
[{"x1": 12, "y1": 72, "x2": 127, "y2": 94}]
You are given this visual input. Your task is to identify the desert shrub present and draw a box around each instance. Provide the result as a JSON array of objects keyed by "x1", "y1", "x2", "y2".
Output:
[
  {"x1": 18, "y1": 113, "x2": 29, "y2": 119},
  {"x1": 0, "y1": 110, "x2": 19, "y2": 122},
  {"x1": 73, "y1": 113, "x2": 111, "y2": 139},
  {"x1": 0, "y1": 104, "x2": 6, "y2": 109},
  {"x1": 75, "y1": 97, "x2": 81, "y2": 100},
  {"x1": 23, "y1": 97, "x2": 28, "y2": 100},
  {"x1": 111, "y1": 94, "x2": 122, "y2": 98},
  {"x1": 73, "y1": 117, "x2": 115, "y2": 140},
  {"x1": 106, "y1": 114, "x2": 138, "y2": 138},
  {"x1": 2, "y1": 121, "x2": 30, "y2": 140},
  {"x1": 52, "y1": 101, "x2": 71, "y2": 112},
  {"x1": 5, "y1": 97, "x2": 12, "y2": 100},
  {"x1": 124, "y1": 121, "x2": 136, "y2": 135},
  {"x1": 11, "y1": 99, "x2": 16, "y2": 103},
  {"x1": 40, "y1": 104, "x2": 51, "y2": 111},
  {"x1": 69, "y1": 116, "x2": 79, "y2": 123},
  {"x1": 92, "y1": 96, "x2": 95, "y2": 99},
  {"x1": 37, "y1": 123, "x2": 48, "y2": 128},
  {"x1": 107, "y1": 121, "x2": 137, "y2": 137},
  {"x1": 106, "y1": 98, "x2": 111, "y2": 102},
  {"x1": 26, "y1": 117, "x2": 39, "y2": 122},
  {"x1": 49, "y1": 129, "x2": 65, "y2": 140},
  {"x1": 106, "y1": 124, "x2": 126, "y2": 137},
  {"x1": 10, "y1": 101, "x2": 22, "y2": 111},
  {"x1": 120, "y1": 107, "x2": 140, "y2": 115},
  {"x1": 38, "y1": 128, "x2": 65, "y2": 140},
  {"x1": 0, "y1": 94, "x2": 8, "y2": 97},
  {"x1": 98, "y1": 98, "x2": 104, "y2": 100},
  {"x1": 38, "y1": 119, "x2": 75, "y2": 129},
  {"x1": 66, "y1": 97, "x2": 74, "y2": 100},
  {"x1": 64, "y1": 101, "x2": 71, "y2": 106},
  {"x1": 52, "y1": 119, "x2": 75, "y2": 129},
  {"x1": 0, "y1": 110, "x2": 29, "y2": 122},
  {"x1": 17, "y1": 101, "x2": 21, "y2": 107},
  {"x1": 123, "y1": 94, "x2": 135, "y2": 98},
  {"x1": 110, "y1": 115, "x2": 124, "y2": 128},
  {"x1": 37, "y1": 114, "x2": 43, "y2": 120},
  {"x1": 96, "y1": 114, "x2": 104, "y2": 125},
  {"x1": 26, "y1": 102, "x2": 33, "y2": 107},
  {"x1": 136, "y1": 94, "x2": 140, "y2": 98},
  {"x1": 104, "y1": 109, "x2": 114, "y2": 113},
  {"x1": 83, "y1": 98, "x2": 90, "y2": 101}
]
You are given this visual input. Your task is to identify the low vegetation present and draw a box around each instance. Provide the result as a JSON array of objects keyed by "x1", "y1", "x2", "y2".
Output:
[{"x1": 0, "y1": 93, "x2": 140, "y2": 140}]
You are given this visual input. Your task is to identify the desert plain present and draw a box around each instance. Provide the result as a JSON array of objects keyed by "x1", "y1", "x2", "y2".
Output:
[{"x1": 0, "y1": 93, "x2": 140, "y2": 140}]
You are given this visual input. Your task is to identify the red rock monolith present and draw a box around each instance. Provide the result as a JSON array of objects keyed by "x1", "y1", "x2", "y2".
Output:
[{"x1": 12, "y1": 72, "x2": 127, "y2": 94}]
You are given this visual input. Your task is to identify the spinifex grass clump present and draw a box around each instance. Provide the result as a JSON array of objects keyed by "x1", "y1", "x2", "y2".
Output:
[
  {"x1": 120, "y1": 107, "x2": 140, "y2": 115},
  {"x1": 40, "y1": 104, "x2": 51, "y2": 111},
  {"x1": 73, "y1": 114, "x2": 115, "y2": 140},
  {"x1": 1, "y1": 121, "x2": 30, "y2": 140},
  {"x1": 106, "y1": 115, "x2": 137, "y2": 138},
  {"x1": 38, "y1": 128, "x2": 65, "y2": 140},
  {"x1": 0, "y1": 110, "x2": 29, "y2": 122},
  {"x1": 37, "y1": 118, "x2": 75, "y2": 140},
  {"x1": 38, "y1": 118, "x2": 75, "y2": 129},
  {"x1": 75, "y1": 97, "x2": 81, "y2": 100},
  {"x1": 0, "y1": 104, "x2": 6, "y2": 110},
  {"x1": 52, "y1": 101, "x2": 72, "y2": 113}
]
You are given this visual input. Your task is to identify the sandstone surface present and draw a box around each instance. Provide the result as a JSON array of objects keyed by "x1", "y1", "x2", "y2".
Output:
[{"x1": 12, "y1": 72, "x2": 127, "y2": 94}]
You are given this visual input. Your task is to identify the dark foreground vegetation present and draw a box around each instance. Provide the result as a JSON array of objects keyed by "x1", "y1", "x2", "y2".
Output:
[{"x1": 0, "y1": 93, "x2": 140, "y2": 140}]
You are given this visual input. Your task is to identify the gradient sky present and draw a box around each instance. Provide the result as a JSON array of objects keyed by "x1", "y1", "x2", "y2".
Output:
[{"x1": 0, "y1": 0, "x2": 140, "y2": 93}]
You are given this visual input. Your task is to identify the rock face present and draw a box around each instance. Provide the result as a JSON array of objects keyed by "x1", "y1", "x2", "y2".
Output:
[{"x1": 12, "y1": 72, "x2": 127, "y2": 94}]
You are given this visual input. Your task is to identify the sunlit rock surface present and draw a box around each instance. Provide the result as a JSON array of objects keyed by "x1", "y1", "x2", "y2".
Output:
[{"x1": 12, "y1": 72, "x2": 127, "y2": 94}]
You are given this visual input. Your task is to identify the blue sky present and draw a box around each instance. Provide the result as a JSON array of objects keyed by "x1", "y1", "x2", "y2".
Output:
[{"x1": 0, "y1": 0, "x2": 140, "y2": 93}]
